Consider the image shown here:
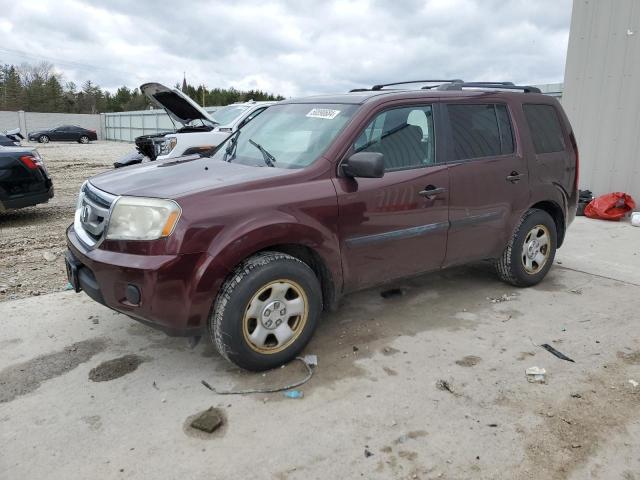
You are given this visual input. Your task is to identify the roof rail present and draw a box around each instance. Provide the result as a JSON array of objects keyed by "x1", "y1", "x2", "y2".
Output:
[
  {"x1": 436, "y1": 82, "x2": 541, "y2": 93},
  {"x1": 370, "y1": 79, "x2": 464, "y2": 91}
]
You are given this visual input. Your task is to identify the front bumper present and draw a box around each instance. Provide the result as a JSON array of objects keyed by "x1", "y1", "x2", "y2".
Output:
[{"x1": 66, "y1": 225, "x2": 216, "y2": 337}]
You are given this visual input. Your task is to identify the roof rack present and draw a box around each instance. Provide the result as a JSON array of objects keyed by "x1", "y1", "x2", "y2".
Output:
[
  {"x1": 370, "y1": 79, "x2": 464, "y2": 91},
  {"x1": 436, "y1": 81, "x2": 541, "y2": 93},
  {"x1": 349, "y1": 80, "x2": 463, "y2": 92}
]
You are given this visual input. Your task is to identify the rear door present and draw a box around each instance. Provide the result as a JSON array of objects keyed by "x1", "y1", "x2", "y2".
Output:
[
  {"x1": 333, "y1": 104, "x2": 450, "y2": 291},
  {"x1": 443, "y1": 102, "x2": 530, "y2": 266}
]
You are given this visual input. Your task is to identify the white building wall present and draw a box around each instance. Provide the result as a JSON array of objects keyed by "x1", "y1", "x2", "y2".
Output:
[{"x1": 563, "y1": 0, "x2": 640, "y2": 202}]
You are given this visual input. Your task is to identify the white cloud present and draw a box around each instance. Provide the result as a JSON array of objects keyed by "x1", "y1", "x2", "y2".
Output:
[{"x1": 0, "y1": 0, "x2": 572, "y2": 97}]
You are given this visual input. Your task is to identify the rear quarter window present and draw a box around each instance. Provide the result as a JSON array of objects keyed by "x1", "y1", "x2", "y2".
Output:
[
  {"x1": 523, "y1": 104, "x2": 565, "y2": 154},
  {"x1": 447, "y1": 104, "x2": 514, "y2": 161}
]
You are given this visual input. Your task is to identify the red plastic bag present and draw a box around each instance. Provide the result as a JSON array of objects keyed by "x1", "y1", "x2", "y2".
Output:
[{"x1": 584, "y1": 192, "x2": 636, "y2": 221}]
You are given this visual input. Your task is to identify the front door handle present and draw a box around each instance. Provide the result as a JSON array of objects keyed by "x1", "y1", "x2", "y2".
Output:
[
  {"x1": 418, "y1": 186, "x2": 447, "y2": 198},
  {"x1": 506, "y1": 171, "x2": 525, "y2": 183}
]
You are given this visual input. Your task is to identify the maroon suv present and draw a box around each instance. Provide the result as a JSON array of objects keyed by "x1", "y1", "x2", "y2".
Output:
[{"x1": 66, "y1": 80, "x2": 578, "y2": 371}]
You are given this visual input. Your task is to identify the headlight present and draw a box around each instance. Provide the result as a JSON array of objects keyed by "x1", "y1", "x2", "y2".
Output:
[
  {"x1": 158, "y1": 137, "x2": 177, "y2": 155},
  {"x1": 106, "y1": 197, "x2": 181, "y2": 241}
]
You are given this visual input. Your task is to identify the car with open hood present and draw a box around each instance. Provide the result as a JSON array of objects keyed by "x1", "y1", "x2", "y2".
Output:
[
  {"x1": 67, "y1": 79, "x2": 578, "y2": 371},
  {"x1": 114, "y1": 82, "x2": 275, "y2": 167}
]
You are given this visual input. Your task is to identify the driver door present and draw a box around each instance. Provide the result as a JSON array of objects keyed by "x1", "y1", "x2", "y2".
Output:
[{"x1": 333, "y1": 104, "x2": 450, "y2": 291}]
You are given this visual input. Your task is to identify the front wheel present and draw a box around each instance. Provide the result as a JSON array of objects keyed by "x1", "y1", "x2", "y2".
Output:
[
  {"x1": 209, "y1": 252, "x2": 322, "y2": 371},
  {"x1": 496, "y1": 209, "x2": 557, "y2": 287},
  {"x1": 39, "y1": 135, "x2": 49, "y2": 143}
]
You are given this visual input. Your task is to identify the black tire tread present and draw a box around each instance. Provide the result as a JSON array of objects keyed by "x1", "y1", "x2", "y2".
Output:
[
  {"x1": 496, "y1": 208, "x2": 552, "y2": 287},
  {"x1": 210, "y1": 251, "x2": 309, "y2": 363}
]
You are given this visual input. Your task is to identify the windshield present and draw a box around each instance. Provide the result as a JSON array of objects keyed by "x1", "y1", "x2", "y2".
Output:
[
  {"x1": 211, "y1": 105, "x2": 250, "y2": 125},
  {"x1": 208, "y1": 103, "x2": 357, "y2": 169}
]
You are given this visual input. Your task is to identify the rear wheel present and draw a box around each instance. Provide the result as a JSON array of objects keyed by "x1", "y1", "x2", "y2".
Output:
[
  {"x1": 209, "y1": 252, "x2": 322, "y2": 371},
  {"x1": 496, "y1": 209, "x2": 557, "y2": 287},
  {"x1": 79, "y1": 135, "x2": 89, "y2": 144},
  {"x1": 38, "y1": 135, "x2": 49, "y2": 143}
]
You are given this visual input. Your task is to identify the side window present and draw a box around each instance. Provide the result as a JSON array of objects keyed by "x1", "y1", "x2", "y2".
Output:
[
  {"x1": 448, "y1": 104, "x2": 514, "y2": 160},
  {"x1": 523, "y1": 104, "x2": 565, "y2": 154},
  {"x1": 353, "y1": 106, "x2": 435, "y2": 171}
]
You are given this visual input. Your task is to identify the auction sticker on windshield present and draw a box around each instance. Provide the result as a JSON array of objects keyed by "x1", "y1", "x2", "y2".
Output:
[{"x1": 306, "y1": 108, "x2": 341, "y2": 120}]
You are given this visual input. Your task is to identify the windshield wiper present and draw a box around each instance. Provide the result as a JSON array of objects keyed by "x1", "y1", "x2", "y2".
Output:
[
  {"x1": 249, "y1": 139, "x2": 277, "y2": 167},
  {"x1": 223, "y1": 130, "x2": 241, "y2": 163}
]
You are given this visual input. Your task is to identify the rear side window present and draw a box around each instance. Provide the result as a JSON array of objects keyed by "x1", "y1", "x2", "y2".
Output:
[
  {"x1": 523, "y1": 104, "x2": 565, "y2": 154},
  {"x1": 448, "y1": 104, "x2": 514, "y2": 160}
]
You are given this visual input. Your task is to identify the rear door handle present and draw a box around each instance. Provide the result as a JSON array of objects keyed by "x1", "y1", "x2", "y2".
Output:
[
  {"x1": 418, "y1": 186, "x2": 447, "y2": 198},
  {"x1": 506, "y1": 171, "x2": 525, "y2": 183}
]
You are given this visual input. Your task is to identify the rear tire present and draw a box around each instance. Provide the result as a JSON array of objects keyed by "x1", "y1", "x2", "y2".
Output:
[
  {"x1": 209, "y1": 252, "x2": 322, "y2": 371},
  {"x1": 496, "y1": 209, "x2": 557, "y2": 287},
  {"x1": 39, "y1": 135, "x2": 49, "y2": 143},
  {"x1": 79, "y1": 135, "x2": 89, "y2": 144}
]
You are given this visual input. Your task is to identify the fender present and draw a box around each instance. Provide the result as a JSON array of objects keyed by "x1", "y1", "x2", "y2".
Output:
[{"x1": 184, "y1": 213, "x2": 342, "y2": 328}]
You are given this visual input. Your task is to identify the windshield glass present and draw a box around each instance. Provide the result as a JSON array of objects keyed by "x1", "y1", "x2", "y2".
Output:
[
  {"x1": 209, "y1": 103, "x2": 357, "y2": 169},
  {"x1": 211, "y1": 105, "x2": 250, "y2": 125}
]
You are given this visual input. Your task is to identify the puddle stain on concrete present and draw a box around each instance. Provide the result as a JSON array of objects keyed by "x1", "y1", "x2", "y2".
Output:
[
  {"x1": 0, "y1": 338, "x2": 108, "y2": 403},
  {"x1": 88, "y1": 354, "x2": 146, "y2": 382}
]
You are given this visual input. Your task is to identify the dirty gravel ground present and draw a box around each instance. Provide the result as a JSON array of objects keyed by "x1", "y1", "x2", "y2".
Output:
[
  {"x1": 1, "y1": 191, "x2": 640, "y2": 477},
  {"x1": 0, "y1": 141, "x2": 133, "y2": 301}
]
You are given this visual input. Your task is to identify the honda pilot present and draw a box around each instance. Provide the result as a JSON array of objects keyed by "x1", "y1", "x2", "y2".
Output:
[{"x1": 66, "y1": 80, "x2": 578, "y2": 371}]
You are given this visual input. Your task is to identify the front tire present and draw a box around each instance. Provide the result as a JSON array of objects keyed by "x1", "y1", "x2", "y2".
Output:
[
  {"x1": 209, "y1": 252, "x2": 322, "y2": 371},
  {"x1": 79, "y1": 135, "x2": 89, "y2": 144},
  {"x1": 496, "y1": 209, "x2": 557, "y2": 287},
  {"x1": 39, "y1": 135, "x2": 49, "y2": 143}
]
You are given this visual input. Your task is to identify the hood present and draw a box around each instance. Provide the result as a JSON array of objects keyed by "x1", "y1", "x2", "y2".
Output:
[
  {"x1": 89, "y1": 155, "x2": 291, "y2": 198},
  {"x1": 140, "y1": 82, "x2": 216, "y2": 126}
]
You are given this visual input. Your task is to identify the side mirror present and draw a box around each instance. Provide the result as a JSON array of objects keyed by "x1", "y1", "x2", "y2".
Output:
[{"x1": 341, "y1": 152, "x2": 384, "y2": 178}]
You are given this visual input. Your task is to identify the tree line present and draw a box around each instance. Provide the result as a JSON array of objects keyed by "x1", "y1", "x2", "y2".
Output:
[{"x1": 0, "y1": 61, "x2": 284, "y2": 114}]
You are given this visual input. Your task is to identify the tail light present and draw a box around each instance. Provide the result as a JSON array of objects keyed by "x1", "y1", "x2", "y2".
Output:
[
  {"x1": 570, "y1": 132, "x2": 579, "y2": 190},
  {"x1": 20, "y1": 155, "x2": 39, "y2": 170},
  {"x1": 89, "y1": 129, "x2": 96, "y2": 133}
]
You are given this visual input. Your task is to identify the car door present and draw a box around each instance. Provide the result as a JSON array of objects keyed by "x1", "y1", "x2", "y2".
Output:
[
  {"x1": 442, "y1": 102, "x2": 530, "y2": 266},
  {"x1": 333, "y1": 104, "x2": 450, "y2": 292},
  {"x1": 66, "y1": 126, "x2": 81, "y2": 141},
  {"x1": 49, "y1": 127, "x2": 64, "y2": 141}
]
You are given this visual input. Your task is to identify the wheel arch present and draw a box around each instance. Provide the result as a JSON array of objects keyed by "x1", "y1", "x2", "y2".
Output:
[
  {"x1": 530, "y1": 200, "x2": 566, "y2": 247},
  {"x1": 256, "y1": 243, "x2": 338, "y2": 312}
]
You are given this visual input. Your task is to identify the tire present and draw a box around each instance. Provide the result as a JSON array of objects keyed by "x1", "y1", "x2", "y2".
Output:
[
  {"x1": 209, "y1": 251, "x2": 322, "y2": 371},
  {"x1": 79, "y1": 135, "x2": 89, "y2": 144},
  {"x1": 39, "y1": 135, "x2": 49, "y2": 144},
  {"x1": 496, "y1": 209, "x2": 557, "y2": 287}
]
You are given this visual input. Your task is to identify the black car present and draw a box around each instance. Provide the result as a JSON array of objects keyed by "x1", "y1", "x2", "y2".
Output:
[
  {"x1": 28, "y1": 125, "x2": 98, "y2": 144},
  {"x1": 0, "y1": 134, "x2": 18, "y2": 147},
  {"x1": 0, "y1": 146, "x2": 54, "y2": 212}
]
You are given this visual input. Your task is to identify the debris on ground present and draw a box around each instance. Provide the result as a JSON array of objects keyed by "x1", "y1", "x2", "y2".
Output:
[
  {"x1": 486, "y1": 293, "x2": 518, "y2": 303},
  {"x1": 42, "y1": 251, "x2": 56, "y2": 262},
  {"x1": 525, "y1": 366, "x2": 547, "y2": 384},
  {"x1": 540, "y1": 343, "x2": 575, "y2": 363},
  {"x1": 364, "y1": 448, "x2": 374, "y2": 458},
  {"x1": 63, "y1": 283, "x2": 74, "y2": 291},
  {"x1": 629, "y1": 379, "x2": 639, "y2": 388},
  {"x1": 284, "y1": 390, "x2": 304, "y2": 399},
  {"x1": 202, "y1": 355, "x2": 317, "y2": 395},
  {"x1": 190, "y1": 407, "x2": 223, "y2": 433},
  {"x1": 569, "y1": 288, "x2": 583, "y2": 295},
  {"x1": 380, "y1": 288, "x2": 405, "y2": 299},
  {"x1": 571, "y1": 393, "x2": 582, "y2": 398},
  {"x1": 436, "y1": 379, "x2": 458, "y2": 395}
]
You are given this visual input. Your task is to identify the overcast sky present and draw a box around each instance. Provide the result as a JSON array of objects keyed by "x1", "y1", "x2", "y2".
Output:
[{"x1": 0, "y1": 0, "x2": 572, "y2": 97}]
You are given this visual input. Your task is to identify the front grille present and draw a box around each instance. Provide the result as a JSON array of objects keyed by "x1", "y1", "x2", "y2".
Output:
[{"x1": 74, "y1": 182, "x2": 118, "y2": 248}]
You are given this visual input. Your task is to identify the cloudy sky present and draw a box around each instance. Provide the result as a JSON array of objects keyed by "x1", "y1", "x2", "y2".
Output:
[{"x1": 0, "y1": 0, "x2": 572, "y2": 97}]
